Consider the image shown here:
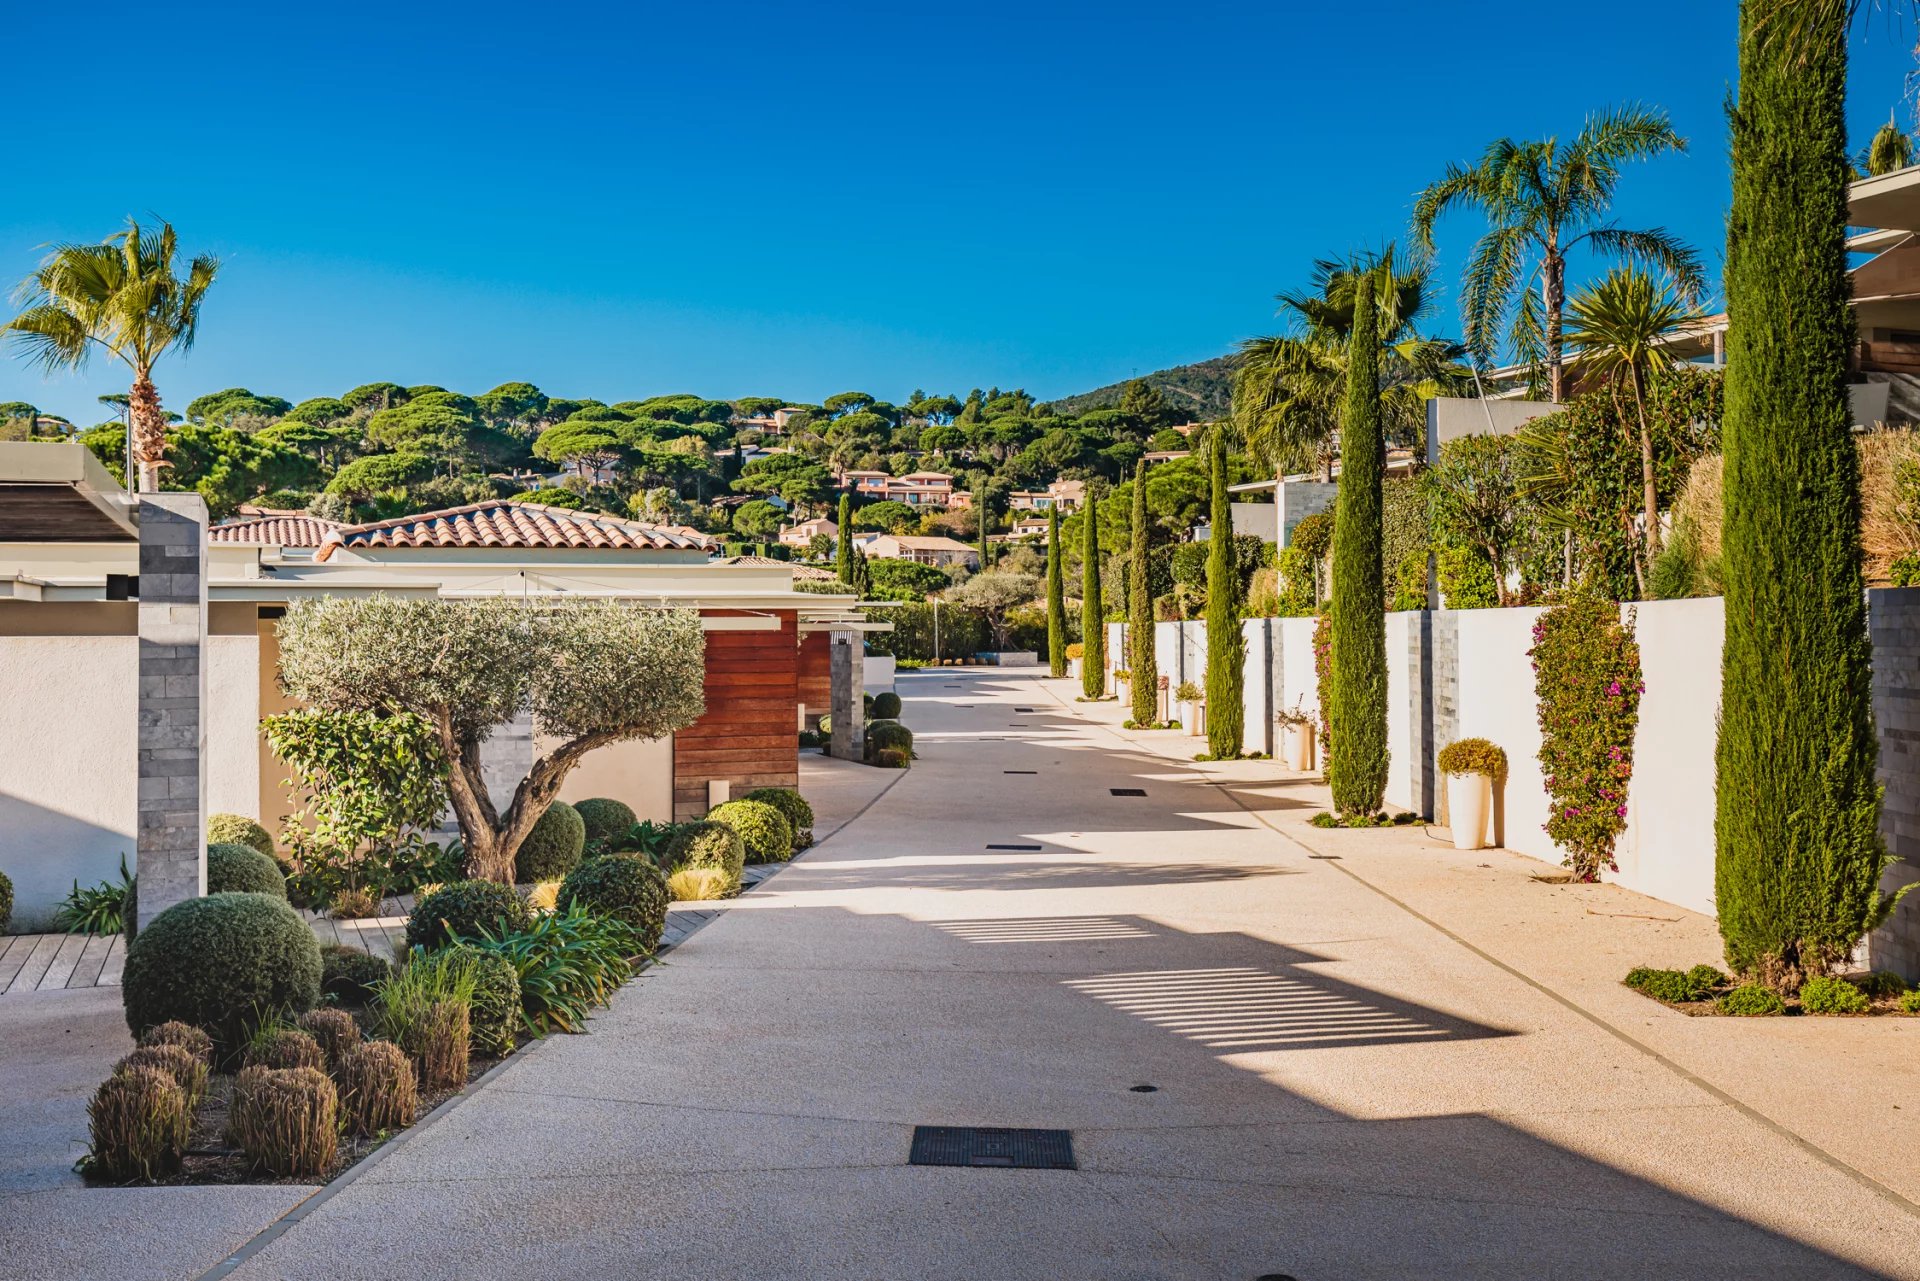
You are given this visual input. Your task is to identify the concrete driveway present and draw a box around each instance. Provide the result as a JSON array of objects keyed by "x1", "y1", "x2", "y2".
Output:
[{"x1": 192, "y1": 669, "x2": 1920, "y2": 1277}]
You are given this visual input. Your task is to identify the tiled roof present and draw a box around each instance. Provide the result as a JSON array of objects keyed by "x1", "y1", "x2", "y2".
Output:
[
  {"x1": 716, "y1": 555, "x2": 842, "y2": 582},
  {"x1": 315, "y1": 501, "x2": 714, "y2": 562},
  {"x1": 208, "y1": 515, "x2": 342, "y2": 547}
]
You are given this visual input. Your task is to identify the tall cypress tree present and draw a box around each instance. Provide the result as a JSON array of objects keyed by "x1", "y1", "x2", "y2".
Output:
[
  {"x1": 1327, "y1": 272, "x2": 1388, "y2": 817},
  {"x1": 1204, "y1": 438, "x2": 1244, "y2": 756},
  {"x1": 1129, "y1": 461, "x2": 1159, "y2": 725},
  {"x1": 835, "y1": 492, "x2": 853, "y2": 586},
  {"x1": 1046, "y1": 506, "x2": 1068, "y2": 678},
  {"x1": 1717, "y1": 5, "x2": 1890, "y2": 987},
  {"x1": 975, "y1": 483, "x2": 990, "y2": 571},
  {"x1": 1080, "y1": 498, "x2": 1105, "y2": 699}
]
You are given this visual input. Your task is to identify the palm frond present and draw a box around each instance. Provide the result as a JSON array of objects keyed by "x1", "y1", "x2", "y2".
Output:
[{"x1": 1576, "y1": 225, "x2": 1706, "y2": 301}]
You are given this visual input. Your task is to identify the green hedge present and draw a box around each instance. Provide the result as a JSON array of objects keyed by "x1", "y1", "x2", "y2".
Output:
[
  {"x1": 208, "y1": 843, "x2": 288, "y2": 899},
  {"x1": 207, "y1": 814, "x2": 275, "y2": 860},
  {"x1": 405, "y1": 880, "x2": 531, "y2": 951},
  {"x1": 514, "y1": 801, "x2": 585, "y2": 883},
  {"x1": 573, "y1": 798, "x2": 637, "y2": 850},
  {"x1": 707, "y1": 800, "x2": 794, "y2": 863},
  {"x1": 559, "y1": 855, "x2": 670, "y2": 954}
]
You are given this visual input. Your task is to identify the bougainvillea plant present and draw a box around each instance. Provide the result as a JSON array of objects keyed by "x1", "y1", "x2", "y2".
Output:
[
  {"x1": 1312, "y1": 610, "x2": 1333, "y2": 759},
  {"x1": 1529, "y1": 590, "x2": 1643, "y2": 882}
]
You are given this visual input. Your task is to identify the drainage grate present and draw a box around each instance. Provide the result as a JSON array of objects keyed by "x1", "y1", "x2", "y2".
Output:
[
  {"x1": 1003, "y1": 769, "x2": 1037, "y2": 774},
  {"x1": 1110, "y1": 788, "x2": 1147, "y2": 797},
  {"x1": 909, "y1": 1126, "x2": 1076, "y2": 1170},
  {"x1": 985, "y1": 843, "x2": 1043, "y2": 851},
  {"x1": 1014, "y1": 707, "x2": 1036, "y2": 713},
  {"x1": 1307, "y1": 854, "x2": 1342, "y2": 860}
]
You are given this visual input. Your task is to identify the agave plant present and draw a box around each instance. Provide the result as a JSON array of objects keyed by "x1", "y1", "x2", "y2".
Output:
[{"x1": 59, "y1": 855, "x2": 135, "y2": 936}]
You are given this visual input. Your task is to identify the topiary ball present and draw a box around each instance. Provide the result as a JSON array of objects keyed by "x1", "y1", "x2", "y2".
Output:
[
  {"x1": 122, "y1": 892, "x2": 323, "y2": 1063},
  {"x1": 405, "y1": 880, "x2": 531, "y2": 951},
  {"x1": 448, "y1": 944, "x2": 522, "y2": 1057},
  {"x1": 514, "y1": 801, "x2": 586, "y2": 883},
  {"x1": 872, "y1": 691, "x2": 902, "y2": 719},
  {"x1": 875, "y1": 747, "x2": 910, "y2": 769},
  {"x1": 706, "y1": 800, "x2": 794, "y2": 864},
  {"x1": 661, "y1": 821, "x2": 745, "y2": 888},
  {"x1": 559, "y1": 855, "x2": 670, "y2": 953},
  {"x1": 868, "y1": 721, "x2": 913, "y2": 757},
  {"x1": 320, "y1": 944, "x2": 393, "y2": 1003},
  {"x1": 207, "y1": 814, "x2": 275, "y2": 860},
  {"x1": 573, "y1": 798, "x2": 637, "y2": 850},
  {"x1": 208, "y1": 843, "x2": 288, "y2": 899},
  {"x1": 742, "y1": 788, "x2": 814, "y2": 846}
]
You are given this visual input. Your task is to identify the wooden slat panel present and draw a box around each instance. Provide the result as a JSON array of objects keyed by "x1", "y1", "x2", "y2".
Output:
[
  {"x1": 98, "y1": 936, "x2": 126, "y2": 986},
  {"x1": 0, "y1": 934, "x2": 37, "y2": 993},
  {"x1": 38, "y1": 934, "x2": 90, "y2": 990},
  {"x1": 9, "y1": 935, "x2": 65, "y2": 994},
  {"x1": 67, "y1": 934, "x2": 113, "y2": 988}
]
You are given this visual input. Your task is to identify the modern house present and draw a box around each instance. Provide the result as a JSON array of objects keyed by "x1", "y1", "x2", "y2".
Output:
[
  {"x1": 836, "y1": 469, "x2": 956, "y2": 507},
  {"x1": 778, "y1": 515, "x2": 837, "y2": 549},
  {"x1": 856, "y1": 533, "x2": 978, "y2": 568},
  {"x1": 1007, "y1": 478, "x2": 1085, "y2": 513},
  {"x1": 0, "y1": 447, "x2": 875, "y2": 929}
]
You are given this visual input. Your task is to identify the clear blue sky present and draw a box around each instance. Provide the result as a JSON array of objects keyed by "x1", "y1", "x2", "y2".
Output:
[{"x1": 5, "y1": 1, "x2": 1916, "y2": 425}]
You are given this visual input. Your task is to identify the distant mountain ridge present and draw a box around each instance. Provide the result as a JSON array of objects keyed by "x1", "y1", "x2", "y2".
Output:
[{"x1": 1047, "y1": 354, "x2": 1235, "y2": 421}]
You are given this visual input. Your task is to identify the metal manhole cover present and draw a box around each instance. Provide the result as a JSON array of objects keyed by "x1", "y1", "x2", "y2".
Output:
[
  {"x1": 1110, "y1": 788, "x2": 1147, "y2": 797},
  {"x1": 909, "y1": 1126, "x2": 1076, "y2": 1169}
]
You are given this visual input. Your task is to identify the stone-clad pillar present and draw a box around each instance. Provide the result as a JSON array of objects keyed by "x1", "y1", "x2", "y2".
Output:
[
  {"x1": 829, "y1": 631, "x2": 866, "y2": 762},
  {"x1": 136, "y1": 494, "x2": 209, "y2": 932}
]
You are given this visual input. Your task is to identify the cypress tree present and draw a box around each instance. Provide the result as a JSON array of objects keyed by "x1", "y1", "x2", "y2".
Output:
[
  {"x1": 1046, "y1": 506, "x2": 1068, "y2": 678},
  {"x1": 1204, "y1": 438, "x2": 1244, "y2": 756},
  {"x1": 1129, "y1": 461, "x2": 1159, "y2": 726},
  {"x1": 851, "y1": 546, "x2": 871, "y2": 598},
  {"x1": 1327, "y1": 271, "x2": 1388, "y2": 817},
  {"x1": 1716, "y1": 5, "x2": 1891, "y2": 987},
  {"x1": 835, "y1": 492, "x2": 853, "y2": 586},
  {"x1": 1080, "y1": 497, "x2": 1105, "y2": 699},
  {"x1": 976, "y1": 483, "x2": 990, "y2": 571}
]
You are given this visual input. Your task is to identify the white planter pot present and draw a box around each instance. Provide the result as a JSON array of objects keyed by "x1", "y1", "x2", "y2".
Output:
[
  {"x1": 1115, "y1": 680, "x2": 1131, "y2": 709},
  {"x1": 1446, "y1": 772, "x2": 1492, "y2": 850},
  {"x1": 1185, "y1": 702, "x2": 1206, "y2": 736},
  {"x1": 1068, "y1": 658, "x2": 1082, "y2": 680},
  {"x1": 1284, "y1": 724, "x2": 1314, "y2": 771}
]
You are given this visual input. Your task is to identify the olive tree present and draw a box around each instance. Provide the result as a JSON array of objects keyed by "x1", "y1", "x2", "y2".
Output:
[{"x1": 277, "y1": 597, "x2": 707, "y2": 884}]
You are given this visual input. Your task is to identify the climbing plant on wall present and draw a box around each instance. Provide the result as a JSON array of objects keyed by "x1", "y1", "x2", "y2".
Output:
[{"x1": 1529, "y1": 591, "x2": 1642, "y2": 882}]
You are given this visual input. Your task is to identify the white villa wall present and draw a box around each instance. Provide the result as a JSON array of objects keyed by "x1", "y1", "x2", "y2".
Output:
[
  {"x1": 1239, "y1": 619, "x2": 1269, "y2": 756},
  {"x1": 1451, "y1": 607, "x2": 1550, "y2": 855},
  {"x1": 1277, "y1": 616, "x2": 1319, "y2": 724},
  {"x1": 532, "y1": 730, "x2": 674, "y2": 823},
  {"x1": 1385, "y1": 612, "x2": 1414, "y2": 809}
]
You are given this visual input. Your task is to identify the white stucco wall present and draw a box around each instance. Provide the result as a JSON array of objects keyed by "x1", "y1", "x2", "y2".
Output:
[
  {"x1": 1384, "y1": 612, "x2": 1414, "y2": 809},
  {"x1": 532, "y1": 731, "x2": 675, "y2": 824},
  {"x1": 207, "y1": 634, "x2": 261, "y2": 825},
  {"x1": 1453, "y1": 607, "x2": 1552, "y2": 856},
  {"x1": 1277, "y1": 615, "x2": 1319, "y2": 724},
  {"x1": 1239, "y1": 619, "x2": 1269, "y2": 755}
]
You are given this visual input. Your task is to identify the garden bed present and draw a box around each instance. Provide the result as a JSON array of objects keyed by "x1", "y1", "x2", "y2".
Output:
[{"x1": 1623, "y1": 964, "x2": 1919, "y2": 1017}]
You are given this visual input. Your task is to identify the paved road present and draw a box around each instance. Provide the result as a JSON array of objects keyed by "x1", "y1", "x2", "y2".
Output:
[{"x1": 220, "y1": 668, "x2": 1918, "y2": 1280}]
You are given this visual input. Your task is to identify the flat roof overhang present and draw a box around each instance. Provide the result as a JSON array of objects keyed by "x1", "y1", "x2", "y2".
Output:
[
  {"x1": 1850, "y1": 165, "x2": 1920, "y2": 235},
  {"x1": 0, "y1": 442, "x2": 138, "y2": 542}
]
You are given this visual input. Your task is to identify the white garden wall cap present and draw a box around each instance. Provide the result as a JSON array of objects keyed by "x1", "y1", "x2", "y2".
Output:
[{"x1": 314, "y1": 500, "x2": 715, "y2": 561}]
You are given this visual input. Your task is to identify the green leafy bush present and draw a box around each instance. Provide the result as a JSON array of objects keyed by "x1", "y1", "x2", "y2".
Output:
[
  {"x1": 1436, "y1": 738, "x2": 1507, "y2": 779},
  {"x1": 1686, "y1": 963, "x2": 1727, "y2": 990},
  {"x1": 207, "y1": 814, "x2": 274, "y2": 859},
  {"x1": 559, "y1": 856, "x2": 669, "y2": 954},
  {"x1": 1530, "y1": 591, "x2": 1642, "y2": 881},
  {"x1": 661, "y1": 821, "x2": 745, "y2": 891},
  {"x1": 872, "y1": 691, "x2": 902, "y2": 719},
  {"x1": 320, "y1": 944, "x2": 393, "y2": 1003},
  {"x1": 1798, "y1": 974, "x2": 1870, "y2": 1014},
  {"x1": 83, "y1": 1066, "x2": 188, "y2": 1183},
  {"x1": 449, "y1": 944, "x2": 522, "y2": 1056},
  {"x1": 59, "y1": 854, "x2": 134, "y2": 935},
  {"x1": 1716, "y1": 983, "x2": 1786, "y2": 1016},
  {"x1": 469, "y1": 905, "x2": 641, "y2": 1033},
  {"x1": 874, "y1": 747, "x2": 910, "y2": 769},
  {"x1": 743, "y1": 788, "x2": 814, "y2": 848},
  {"x1": 707, "y1": 799, "x2": 794, "y2": 864},
  {"x1": 610, "y1": 819, "x2": 686, "y2": 866},
  {"x1": 868, "y1": 721, "x2": 914, "y2": 757},
  {"x1": 337, "y1": 1039, "x2": 417, "y2": 1135},
  {"x1": 122, "y1": 892, "x2": 323, "y2": 1063},
  {"x1": 374, "y1": 949, "x2": 475, "y2": 1089},
  {"x1": 1899, "y1": 989, "x2": 1920, "y2": 1014},
  {"x1": 405, "y1": 880, "x2": 530, "y2": 951},
  {"x1": 1623, "y1": 966, "x2": 1715, "y2": 1004},
  {"x1": 574, "y1": 798, "x2": 637, "y2": 851},
  {"x1": 1435, "y1": 545, "x2": 1500, "y2": 609},
  {"x1": 1174, "y1": 681, "x2": 1202, "y2": 703},
  {"x1": 208, "y1": 843, "x2": 288, "y2": 899},
  {"x1": 1853, "y1": 970, "x2": 1907, "y2": 998},
  {"x1": 229, "y1": 1065, "x2": 339, "y2": 1177},
  {"x1": 515, "y1": 801, "x2": 586, "y2": 883}
]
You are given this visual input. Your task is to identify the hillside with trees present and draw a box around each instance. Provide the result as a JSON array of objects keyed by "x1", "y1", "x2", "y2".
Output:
[{"x1": 1046, "y1": 355, "x2": 1236, "y2": 420}]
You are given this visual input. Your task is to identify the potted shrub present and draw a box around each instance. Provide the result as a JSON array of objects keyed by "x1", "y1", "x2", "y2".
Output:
[
  {"x1": 1174, "y1": 681, "x2": 1204, "y2": 736},
  {"x1": 1277, "y1": 703, "x2": 1315, "y2": 771},
  {"x1": 1436, "y1": 737, "x2": 1506, "y2": 851},
  {"x1": 1066, "y1": 642, "x2": 1084, "y2": 680},
  {"x1": 1113, "y1": 668, "x2": 1132, "y2": 708}
]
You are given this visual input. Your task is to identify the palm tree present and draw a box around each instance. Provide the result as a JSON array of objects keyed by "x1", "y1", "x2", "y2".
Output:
[
  {"x1": 1412, "y1": 106, "x2": 1703, "y2": 402},
  {"x1": 1859, "y1": 114, "x2": 1914, "y2": 176},
  {"x1": 1232, "y1": 246, "x2": 1468, "y2": 479},
  {"x1": 4, "y1": 220, "x2": 219, "y2": 491},
  {"x1": 1563, "y1": 268, "x2": 1700, "y2": 583}
]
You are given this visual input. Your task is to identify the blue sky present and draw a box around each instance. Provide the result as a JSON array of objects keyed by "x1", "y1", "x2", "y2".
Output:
[{"x1": 4, "y1": 1, "x2": 1916, "y2": 425}]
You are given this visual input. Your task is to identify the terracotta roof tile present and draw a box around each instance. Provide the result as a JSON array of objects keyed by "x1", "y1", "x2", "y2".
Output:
[
  {"x1": 314, "y1": 501, "x2": 714, "y2": 562},
  {"x1": 208, "y1": 515, "x2": 342, "y2": 547},
  {"x1": 716, "y1": 554, "x2": 841, "y2": 581}
]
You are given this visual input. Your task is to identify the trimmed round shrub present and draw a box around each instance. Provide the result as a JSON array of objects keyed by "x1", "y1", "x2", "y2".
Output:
[
  {"x1": 122, "y1": 892, "x2": 323, "y2": 1062},
  {"x1": 138, "y1": 1020, "x2": 213, "y2": 1064},
  {"x1": 872, "y1": 691, "x2": 902, "y2": 719},
  {"x1": 320, "y1": 944, "x2": 392, "y2": 1003},
  {"x1": 298, "y1": 1008, "x2": 362, "y2": 1069},
  {"x1": 574, "y1": 798, "x2": 637, "y2": 849},
  {"x1": 868, "y1": 721, "x2": 914, "y2": 757},
  {"x1": 229, "y1": 1065, "x2": 339, "y2": 1177},
  {"x1": 559, "y1": 856, "x2": 670, "y2": 954},
  {"x1": 449, "y1": 944, "x2": 522, "y2": 1057},
  {"x1": 514, "y1": 801, "x2": 586, "y2": 883},
  {"x1": 875, "y1": 747, "x2": 910, "y2": 769},
  {"x1": 207, "y1": 814, "x2": 275, "y2": 859},
  {"x1": 1717, "y1": 984, "x2": 1787, "y2": 1016},
  {"x1": 405, "y1": 879, "x2": 531, "y2": 951},
  {"x1": 707, "y1": 799, "x2": 794, "y2": 864},
  {"x1": 1798, "y1": 975, "x2": 1871, "y2": 1015},
  {"x1": 85, "y1": 1065, "x2": 188, "y2": 1183},
  {"x1": 338, "y1": 1040, "x2": 417, "y2": 1135},
  {"x1": 0, "y1": 869, "x2": 12, "y2": 931},
  {"x1": 662, "y1": 820, "x2": 746, "y2": 885},
  {"x1": 208, "y1": 843, "x2": 288, "y2": 899},
  {"x1": 1436, "y1": 737, "x2": 1507, "y2": 779},
  {"x1": 743, "y1": 788, "x2": 814, "y2": 846},
  {"x1": 248, "y1": 1028, "x2": 326, "y2": 1072},
  {"x1": 817, "y1": 714, "x2": 831, "y2": 736}
]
